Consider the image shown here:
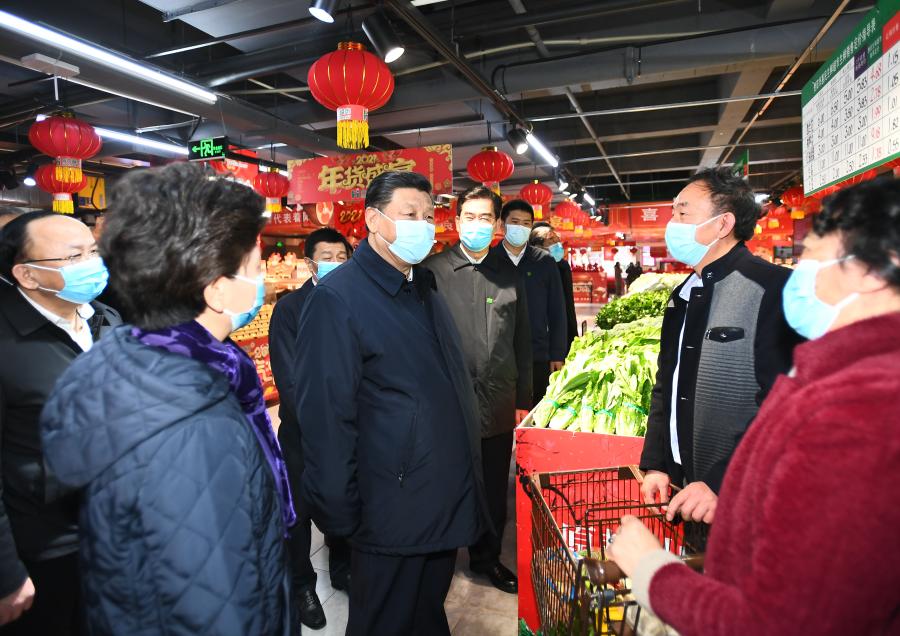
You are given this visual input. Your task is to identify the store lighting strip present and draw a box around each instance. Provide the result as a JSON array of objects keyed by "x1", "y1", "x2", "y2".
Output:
[
  {"x1": 95, "y1": 128, "x2": 189, "y2": 156},
  {"x1": 526, "y1": 133, "x2": 559, "y2": 168},
  {"x1": 0, "y1": 10, "x2": 218, "y2": 104},
  {"x1": 583, "y1": 192, "x2": 596, "y2": 206}
]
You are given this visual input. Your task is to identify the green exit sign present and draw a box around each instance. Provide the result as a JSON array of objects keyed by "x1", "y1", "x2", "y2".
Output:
[{"x1": 188, "y1": 136, "x2": 228, "y2": 161}]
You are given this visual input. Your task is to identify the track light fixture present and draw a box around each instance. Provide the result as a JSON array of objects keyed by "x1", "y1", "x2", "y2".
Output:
[
  {"x1": 507, "y1": 127, "x2": 528, "y2": 155},
  {"x1": 362, "y1": 10, "x2": 405, "y2": 63},
  {"x1": 309, "y1": 0, "x2": 339, "y2": 23},
  {"x1": 23, "y1": 163, "x2": 38, "y2": 187}
]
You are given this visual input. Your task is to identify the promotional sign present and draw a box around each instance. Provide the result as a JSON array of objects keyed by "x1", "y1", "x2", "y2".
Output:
[
  {"x1": 76, "y1": 175, "x2": 106, "y2": 210},
  {"x1": 802, "y1": 0, "x2": 900, "y2": 194},
  {"x1": 188, "y1": 136, "x2": 228, "y2": 161},
  {"x1": 287, "y1": 144, "x2": 453, "y2": 203}
]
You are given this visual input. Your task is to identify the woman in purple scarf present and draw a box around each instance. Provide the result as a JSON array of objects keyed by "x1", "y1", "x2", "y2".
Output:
[{"x1": 41, "y1": 163, "x2": 294, "y2": 635}]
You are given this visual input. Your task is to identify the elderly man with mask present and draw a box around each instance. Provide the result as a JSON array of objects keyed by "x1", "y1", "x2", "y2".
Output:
[
  {"x1": 269, "y1": 227, "x2": 353, "y2": 630},
  {"x1": 608, "y1": 177, "x2": 900, "y2": 636},
  {"x1": 293, "y1": 171, "x2": 489, "y2": 636},
  {"x1": 0, "y1": 212, "x2": 119, "y2": 633},
  {"x1": 530, "y1": 221, "x2": 578, "y2": 354}
]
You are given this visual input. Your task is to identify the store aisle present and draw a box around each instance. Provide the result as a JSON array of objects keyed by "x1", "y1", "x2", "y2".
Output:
[{"x1": 267, "y1": 408, "x2": 520, "y2": 635}]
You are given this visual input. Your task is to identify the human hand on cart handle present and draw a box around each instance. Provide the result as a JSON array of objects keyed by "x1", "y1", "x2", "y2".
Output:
[
  {"x1": 606, "y1": 515, "x2": 661, "y2": 578},
  {"x1": 666, "y1": 480, "x2": 717, "y2": 524},
  {"x1": 641, "y1": 470, "x2": 671, "y2": 506}
]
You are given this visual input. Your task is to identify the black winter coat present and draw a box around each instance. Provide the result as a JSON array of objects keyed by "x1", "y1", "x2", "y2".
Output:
[
  {"x1": 41, "y1": 326, "x2": 289, "y2": 636},
  {"x1": 423, "y1": 244, "x2": 532, "y2": 438},
  {"x1": 0, "y1": 284, "x2": 120, "y2": 598},
  {"x1": 557, "y1": 259, "x2": 578, "y2": 353},
  {"x1": 293, "y1": 239, "x2": 490, "y2": 554}
]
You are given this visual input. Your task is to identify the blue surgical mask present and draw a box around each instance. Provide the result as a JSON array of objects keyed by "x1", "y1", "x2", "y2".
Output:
[
  {"x1": 549, "y1": 243, "x2": 565, "y2": 262},
  {"x1": 25, "y1": 257, "x2": 109, "y2": 305},
  {"x1": 377, "y1": 210, "x2": 435, "y2": 265},
  {"x1": 664, "y1": 215, "x2": 722, "y2": 267},
  {"x1": 315, "y1": 260, "x2": 342, "y2": 281},
  {"x1": 459, "y1": 221, "x2": 495, "y2": 252},
  {"x1": 224, "y1": 273, "x2": 265, "y2": 331},
  {"x1": 504, "y1": 223, "x2": 531, "y2": 248},
  {"x1": 783, "y1": 257, "x2": 858, "y2": 340}
]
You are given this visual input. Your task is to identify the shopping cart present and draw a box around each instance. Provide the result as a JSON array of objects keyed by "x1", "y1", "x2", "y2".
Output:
[{"x1": 524, "y1": 465, "x2": 707, "y2": 636}]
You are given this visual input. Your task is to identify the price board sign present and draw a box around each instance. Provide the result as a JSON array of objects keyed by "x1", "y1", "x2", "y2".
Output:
[{"x1": 802, "y1": 0, "x2": 900, "y2": 195}]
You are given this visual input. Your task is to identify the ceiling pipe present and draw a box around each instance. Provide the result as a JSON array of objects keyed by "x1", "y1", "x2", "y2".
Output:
[{"x1": 719, "y1": 0, "x2": 851, "y2": 166}]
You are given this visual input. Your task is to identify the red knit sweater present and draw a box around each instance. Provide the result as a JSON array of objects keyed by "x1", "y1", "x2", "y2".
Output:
[{"x1": 648, "y1": 311, "x2": 900, "y2": 635}]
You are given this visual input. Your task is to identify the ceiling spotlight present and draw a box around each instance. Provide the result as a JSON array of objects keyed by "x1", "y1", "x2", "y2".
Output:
[
  {"x1": 557, "y1": 170, "x2": 569, "y2": 193},
  {"x1": 507, "y1": 127, "x2": 528, "y2": 155},
  {"x1": 309, "y1": 0, "x2": 338, "y2": 23},
  {"x1": 583, "y1": 191, "x2": 595, "y2": 206},
  {"x1": 23, "y1": 163, "x2": 37, "y2": 187},
  {"x1": 362, "y1": 10, "x2": 405, "y2": 63}
]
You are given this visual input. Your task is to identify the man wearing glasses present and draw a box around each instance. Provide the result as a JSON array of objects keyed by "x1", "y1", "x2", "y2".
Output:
[{"x1": 0, "y1": 212, "x2": 120, "y2": 634}]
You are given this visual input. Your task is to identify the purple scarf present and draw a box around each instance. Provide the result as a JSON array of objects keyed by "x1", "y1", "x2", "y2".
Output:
[{"x1": 132, "y1": 321, "x2": 297, "y2": 533}]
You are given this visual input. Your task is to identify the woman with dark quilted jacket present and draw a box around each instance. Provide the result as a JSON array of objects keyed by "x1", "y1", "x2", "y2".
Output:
[{"x1": 40, "y1": 163, "x2": 293, "y2": 635}]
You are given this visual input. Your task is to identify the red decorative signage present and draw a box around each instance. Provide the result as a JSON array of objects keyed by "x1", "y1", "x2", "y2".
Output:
[{"x1": 287, "y1": 145, "x2": 453, "y2": 204}]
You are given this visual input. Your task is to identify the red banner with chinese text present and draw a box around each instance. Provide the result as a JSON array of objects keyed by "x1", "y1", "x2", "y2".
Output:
[{"x1": 287, "y1": 145, "x2": 453, "y2": 204}]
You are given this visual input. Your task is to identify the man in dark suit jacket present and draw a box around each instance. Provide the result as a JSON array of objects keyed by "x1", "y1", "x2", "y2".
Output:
[
  {"x1": 293, "y1": 172, "x2": 489, "y2": 636},
  {"x1": 530, "y1": 222, "x2": 578, "y2": 353},
  {"x1": 0, "y1": 212, "x2": 120, "y2": 634},
  {"x1": 492, "y1": 200, "x2": 568, "y2": 405},
  {"x1": 424, "y1": 186, "x2": 531, "y2": 594},
  {"x1": 269, "y1": 227, "x2": 353, "y2": 630}
]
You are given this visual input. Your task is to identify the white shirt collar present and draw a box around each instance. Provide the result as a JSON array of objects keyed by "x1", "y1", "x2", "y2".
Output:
[
  {"x1": 678, "y1": 273, "x2": 703, "y2": 302},
  {"x1": 504, "y1": 242, "x2": 527, "y2": 266},
  {"x1": 18, "y1": 288, "x2": 95, "y2": 351},
  {"x1": 461, "y1": 245, "x2": 487, "y2": 265}
]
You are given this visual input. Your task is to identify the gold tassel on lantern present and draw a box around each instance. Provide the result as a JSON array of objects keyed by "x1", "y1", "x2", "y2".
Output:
[
  {"x1": 337, "y1": 106, "x2": 369, "y2": 150},
  {"x1": 53, "y1": 194, "x2": 75, "y2": 214},
  {"x1": 266, "y1": 197, "x2": 282, "y2": 214},
  {"x1": 54, "y1": 158, "x2": 83, "y2": 184}
]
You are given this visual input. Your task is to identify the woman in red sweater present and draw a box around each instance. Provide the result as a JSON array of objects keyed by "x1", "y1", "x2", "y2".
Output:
[{"x1": 609, "y1": 178, "x2": 900, "y2": 635}]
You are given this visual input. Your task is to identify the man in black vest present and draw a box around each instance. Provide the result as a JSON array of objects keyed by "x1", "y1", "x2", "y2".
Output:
[
  {"x1": 0, "y1": 212, "x2": 120, "y2": 633},
  {"x1": 424, "y1": 186, "x2": 531, "y2": 594},
  {"x1": 269, "y1": 227, "x2": 353, "y2": 630},
  {"x1": 640, "y1": 168, "x2": 802, "y2": 531},
  {"x1": 293, "y1": 172, "x2": 489, "y2": 636}
]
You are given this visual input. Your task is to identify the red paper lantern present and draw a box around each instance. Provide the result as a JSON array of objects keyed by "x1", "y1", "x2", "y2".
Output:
[
  {"x1": 29, "y1": 114, "x2": 102, "y2": 186},
  {"x1": 518, "y1": 180, "x2": 553, "y2": 220},
  {"x1": 554, "y1": 200, "x2": 581, "y2": 231},
  {"x1": 467, "y1": 146, "x2": 515, "y2": 193},
  {"x1": 307, "y1": 42, "x2": 394, "y2": 149},
  {"x1": 253, "y1": 170, "x2": 290, "y2": 214},
  {"x1": 35, "y1": 164, "x2": 86, "y2": 214}
]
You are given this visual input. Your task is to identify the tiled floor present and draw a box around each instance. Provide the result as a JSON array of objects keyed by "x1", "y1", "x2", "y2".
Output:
[{"x1": 267, "y1": 407, "x2": 520, "y2": 635}]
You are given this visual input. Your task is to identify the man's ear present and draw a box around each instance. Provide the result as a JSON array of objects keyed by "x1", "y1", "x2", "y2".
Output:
[
  {"x1": 11, "y1": 264, "x2": 39, "y2": 290},
  {"x1": 203, "y1": 275, "x2": 228, "y2": 313}
]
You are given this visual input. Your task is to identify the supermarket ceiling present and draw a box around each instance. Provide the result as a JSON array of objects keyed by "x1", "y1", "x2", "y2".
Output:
[{"x1": 0, "y1": 0, "x2": 875, "y2": 203}]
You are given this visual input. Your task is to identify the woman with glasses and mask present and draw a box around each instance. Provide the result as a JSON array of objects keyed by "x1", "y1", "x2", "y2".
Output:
[
  {"x1": 40, "y1": 163, "x2": 293, "y2": 635},
  {"x1": 607, "y1": 178, "x2": 900, "y2": 635}
]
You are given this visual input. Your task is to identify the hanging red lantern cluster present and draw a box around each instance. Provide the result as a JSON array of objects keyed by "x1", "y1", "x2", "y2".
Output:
[
  {"x1": 467, "y1": 146, "x2": 515, "y2": 194},
  {"x1": 28, "y1": 114, "x2": 102, "y2": 186},
  {"x1": 35, "y1": 164, "x2": 86, "y2": 214},
  {"x1": 518, "y1": 180, "x2": 553, "y2": 220},
  {"x1": 253, "y1": 170, "x2": 290, "y2": 214},
  {"x1": 307, "y1": 42, "x2": 395, "y2": 150},
  {"x1": 554, "y1": 200, "x2": 581, "y2": 231}
]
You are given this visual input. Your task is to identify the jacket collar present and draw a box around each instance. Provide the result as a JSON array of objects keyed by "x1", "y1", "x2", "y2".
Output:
[
  {"x1": 356, "y1": 238, "x2": 435, "y2": 298},
  {"x1": 697, "y1": 241, "x2": 750, "y2": 286},
  {"x1": 0, "y1": 283, "x2": 55, "y2": 337},
  {"x1": 448, "y1": 242, "x2": 500, "y2": 272},
  {"x1": 792, "y1": 311, "x2": 900, "y2": 385}
]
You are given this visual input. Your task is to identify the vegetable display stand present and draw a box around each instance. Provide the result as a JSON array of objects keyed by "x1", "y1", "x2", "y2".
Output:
[
  {"x1": 515, "y1": 427, "x2": 643, "y2": 631},
  {"x1": 524, "y1": 465, "x2": 706, "y2": 635}
]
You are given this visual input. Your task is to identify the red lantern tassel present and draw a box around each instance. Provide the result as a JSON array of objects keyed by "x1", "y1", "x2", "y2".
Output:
[
  {"x1": 52, "y1": 193, "x2": 74, "y2": 214},
  {"x1": 337, "y1": 105, "x2": 369, "y2": 150}
]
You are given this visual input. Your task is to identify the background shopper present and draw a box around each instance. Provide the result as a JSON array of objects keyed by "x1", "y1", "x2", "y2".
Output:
[
  {"x1": 40, "y1": 163, "x2": 292, "y2": 635},
  {"x1": 639, "y1": 168, "x2": 802, "y2": 533},
  {"x1": 424, "y1": 185, "x2": 531, "y2": 595},
  {"x1": 0, "y1": 212, "x2": 119, "y2": 634},
  {"x1": 610, "y1": 178, "x2": 900, "y2": 635},
  {"x1": 293, "y1": 171, "x2": 489, "y2": 636},
  {"x1": 530, "y1": 221, "x2": 578, "y2": 353},
  {"x1": 493, "y1": 200, "x2": 567, "y2": 405},
  {"x1": 269, "y1": 227, "x2": 352, "y2": 630}
]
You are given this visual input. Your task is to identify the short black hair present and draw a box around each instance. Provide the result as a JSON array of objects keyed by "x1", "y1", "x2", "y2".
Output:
[
  {"x1": 365, "y1": 171, "x2": 432, "y2": 212},
  {"x1": 457, "y1": 185, "x2": 502, "y2": 219},
  {"x1": 501, "y1": 199, "x2": 534, "y2": 222},
  {"x1": 0, "y1": 210, "x2": 56, "y2": 285},
  {"x1": 813, "y1": 177, "x2": 900, "y2": 292},
  {"x1": 101, "y1": 162, "x2": 267, "y2": 329},
  {"x1": 686, "y1": 168, "x2": 759, "y2": 241},
  {"x1": 304, "y1": 227, "x2": 354, "y2": 259}
]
